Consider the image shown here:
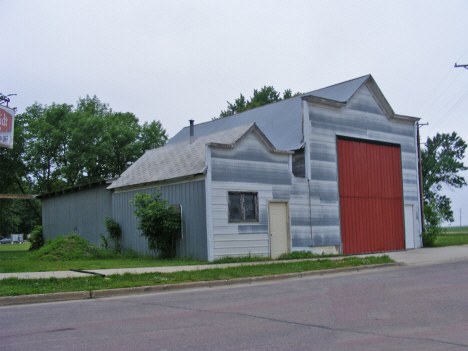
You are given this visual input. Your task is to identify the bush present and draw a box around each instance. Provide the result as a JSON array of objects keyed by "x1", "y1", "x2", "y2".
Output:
[
  {"x1": 132, "y1": 192, "x2": 181, "y2": 258},
  {"x1": 422, "y1": 202, "x2": 446, "y2": 247},
  {"x1": 28, "y1": 225, "x2": 44, "y2": 251},
  {"x1": 421, "y1": 226, "x2": 444, "y2": 247},
  {"x1": 100, "y1": 216, "x2": 122, "y2": 252}
]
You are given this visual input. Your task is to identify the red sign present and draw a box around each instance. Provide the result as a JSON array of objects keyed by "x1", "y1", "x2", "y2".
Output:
[
  {"x1": 0, "y1": 106, "x2": 14, "y2": 148},
  {"x1": 0, "y1": 108, "x2": 12, "y2": 132}
]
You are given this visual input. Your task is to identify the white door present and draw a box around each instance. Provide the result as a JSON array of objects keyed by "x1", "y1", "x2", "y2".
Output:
[
  {"x1": 404, "y1": 205, "x2": 415, "y2": 249},
  {"x1": 269, "y1": 202, "x2": 289, "y2": 258}
]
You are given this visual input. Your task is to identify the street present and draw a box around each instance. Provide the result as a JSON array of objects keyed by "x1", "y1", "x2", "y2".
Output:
[{"x1": 1, "y1": 260, "x2": 468, "y2": 350}]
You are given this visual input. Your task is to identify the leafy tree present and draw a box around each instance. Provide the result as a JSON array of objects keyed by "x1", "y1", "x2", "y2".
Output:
[
  {"x1": 23, "y1": 103, "x2": 73, "y2": 193},
  {"x1": 218, "y1": 86, "x2": 302, "y2": 118},
  {"x1": 0, "y1": 95, "x2": 168, "y2": 237},
  {"x1": 132, "y1": 192, "x2": 181, "y2": 258},
  {"x1": 421, "y1": 132, "x2": 467, "y2": 231},
  {"x1": 0, "y1": 111, "x2": 42, "y2": 235},
  {"x1": 140, "y1": 120, "x2": 168, "y2": 151},
  {"x1": 17, "y1": 95, "x2": 168, "y2": 191}
]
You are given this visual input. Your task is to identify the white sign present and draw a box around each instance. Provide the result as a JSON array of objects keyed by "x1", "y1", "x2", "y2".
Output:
[{"x1": 0, "y1": 105, "x2": 14, "y2": 149}]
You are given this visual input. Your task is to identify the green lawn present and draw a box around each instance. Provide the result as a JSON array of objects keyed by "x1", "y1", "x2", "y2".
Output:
[
  {"x1": 442, "y1": 226, "x2": 468, "y2": 234},
  {"x1": 0, "y1": 238, "x2": 336, "y2": 274},
  {"x1": 0, "y1": 245, "x2": 205, "y2": 273},
  {"x1": 0, "y1": 243, "x2": 31, "y2": 252},
  {"x1": 434, "y1": 234, "x2": 468, "y2": 247},
  {"x1": 0, "y1": 255, "x2": 394, "y2": 296}
]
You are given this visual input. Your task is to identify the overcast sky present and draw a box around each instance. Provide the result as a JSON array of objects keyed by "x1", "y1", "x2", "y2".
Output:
[{"x1": 3, "y1": 0, "x2": 468, "y2": 225}]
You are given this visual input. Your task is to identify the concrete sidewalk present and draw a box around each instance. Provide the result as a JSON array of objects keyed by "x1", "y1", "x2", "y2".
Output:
[
  {"x1": 1, "y1": 245, "x2": 467, "y2": 280},
  {"x1": 386, "y1": 245, "x2": 468, "y2": 266}
]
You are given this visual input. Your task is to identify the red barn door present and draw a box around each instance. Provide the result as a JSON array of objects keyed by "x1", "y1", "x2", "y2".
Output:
[{"x1": 337, "y1": 138, "x2": 405, "y2": 255}]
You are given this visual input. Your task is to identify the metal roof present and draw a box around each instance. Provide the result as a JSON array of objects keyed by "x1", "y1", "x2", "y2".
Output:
[
  {"x1": 108, "y1": 123, "x2": 273, "y2": 190},
  {"x1": 168, "y1": 75, "x2": 373, "y2": 150},
  {"x1": 37, "y1": 179, "x2": 116, "y2": 199},
  {"x1": 302, "y1": 75, "x2": 370, "y2": 102},
  {"x1": 168, "y1": 96, "x2": 304, "y2": 151}
]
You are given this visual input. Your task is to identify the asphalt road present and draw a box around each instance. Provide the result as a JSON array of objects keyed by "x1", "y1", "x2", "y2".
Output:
[{"x1": 1, "y1": 260, "x2": 468, "y2": 351}]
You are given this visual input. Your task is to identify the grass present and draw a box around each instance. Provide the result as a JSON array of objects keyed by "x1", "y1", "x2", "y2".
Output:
[
  {"x1": 0, "y1": 236, "x2": 339, "y2": 274},
  {"x1": 0, "y1": 248, "x2": 204, "y2": 273},
  {"x1": 442, "y1": 226, "x2": 468, "y2": 234},
  {"x1": 0, "y1": 236, "x2": 205, "y2": 273},
  {"x1": 0, "y1": 243, "x2": 31, "y2": 252},
  {"x1": 0, "y1": 255, "x2": 394, "y2": 297},
  {"x1": 434, "y1": 234, "x2": 468, "y2": 247}
]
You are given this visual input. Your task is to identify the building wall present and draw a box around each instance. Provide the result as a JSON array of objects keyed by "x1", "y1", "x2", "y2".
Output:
[
  {"x1": 209, "y1": 132, "x2": 324, "y2": 259},
  {"x1": 41, "y1": 184, "x2": 113, "y2": 246},
  {"x1": 209, "y1": 133, "x2": 293, "y2": 259},
  {"x1": 307, "y1": 83, "x2": 422, "y2": 250},
  {"x1": 112, "y1": 179, "x2": 207, "y2": 260}
]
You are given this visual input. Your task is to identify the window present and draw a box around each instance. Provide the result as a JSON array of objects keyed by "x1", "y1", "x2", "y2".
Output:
[{"x1": 228, "y1": 192, "x2": 259, "y2": 222}]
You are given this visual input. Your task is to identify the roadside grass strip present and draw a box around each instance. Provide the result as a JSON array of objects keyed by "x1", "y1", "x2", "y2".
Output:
[{"x1": 0, "y1": 256, "x2": 393, "y2": 297}]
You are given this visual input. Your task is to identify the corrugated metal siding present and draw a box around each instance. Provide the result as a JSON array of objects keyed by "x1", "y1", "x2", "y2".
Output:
[
  {"x1": 210, "y1": 133, "x2": 292, "y2": 259},
  {"x1": 308, "y1": 83, "x2": 421, "y2": 251},
  {"x1": 113, "y1": 180, "x2": 207, "y2": 260},
  {"x1": 41, "y1": 184, "x2": 112, "y2": 246},
  {"x1": 337, "y1": 139, "x2": 405, "y2": 254}
]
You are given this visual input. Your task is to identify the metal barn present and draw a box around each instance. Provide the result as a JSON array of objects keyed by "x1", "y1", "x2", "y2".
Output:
[
  {"x1": 39, "y1": 180, "x2": 113, "y2": 246},
  {"x1": 41, "y1": 75, "x2": 423, "y2": 260}
]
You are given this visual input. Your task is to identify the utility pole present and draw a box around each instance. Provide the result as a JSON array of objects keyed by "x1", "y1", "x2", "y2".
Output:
[
  {"x1": 417, "y1": 122, "x2": 429, "y2": 233},
  {"x1": 455, "y1": 63, "x2": 468, "y2": 70},
  {"x1": 460, "y1": 208, "x2": 462, "y2": 227}
]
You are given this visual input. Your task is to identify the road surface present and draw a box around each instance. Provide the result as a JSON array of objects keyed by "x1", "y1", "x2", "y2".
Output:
[{"x1": 1, "y1": 260, "x2": 468, "y2": 350}]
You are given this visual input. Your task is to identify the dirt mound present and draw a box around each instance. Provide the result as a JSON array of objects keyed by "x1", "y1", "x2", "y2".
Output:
[{"x1": 29, "y1": 235, "x2": 99, "y2": 261}]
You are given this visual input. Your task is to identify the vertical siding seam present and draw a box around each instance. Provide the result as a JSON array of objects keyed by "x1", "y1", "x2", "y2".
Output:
[{"x1": 205, "y1": 145, "x2": 214, "y2": 261}]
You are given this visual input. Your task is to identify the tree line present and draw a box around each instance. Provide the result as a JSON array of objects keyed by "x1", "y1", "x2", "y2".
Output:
[{"x1": 0, "y1": 96, "x2": 168, "y2": 236}]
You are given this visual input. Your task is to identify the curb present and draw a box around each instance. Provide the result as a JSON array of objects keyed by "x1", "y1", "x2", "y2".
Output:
[
  {"x1": 0, "y1": 291, "x2": 91, "y2": 306},
  {"x1": 0, "y1": 262, "x2": 401, "y2": 307}
]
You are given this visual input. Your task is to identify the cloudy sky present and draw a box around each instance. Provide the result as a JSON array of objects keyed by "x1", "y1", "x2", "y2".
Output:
[{"x1": 3, "y1": 0, "x2": 468, "y2": 225}]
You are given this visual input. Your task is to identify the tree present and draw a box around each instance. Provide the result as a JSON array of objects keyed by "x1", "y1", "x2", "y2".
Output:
[
  {"x1": 0, "y1": 110, "x2": 42, "y2": 236},
  {"x1": 16, "y1": 96, "x2": 169, "y2": 191},
  {"x1": 421, "y1": 132, "x2": 467, "y2": 230},
  {"x1": 218, "y1": 86, "x2": 301, "y2": 118},
  {"x1": 0, "y1": 95, "x2": 168, "y2": 237},
  {"x1": 23, "y1": 102, "x2": 72, "y2": 193}
]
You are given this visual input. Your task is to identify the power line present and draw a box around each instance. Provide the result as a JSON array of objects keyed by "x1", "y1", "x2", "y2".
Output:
[{"x1": 425, "y1": 83, "x2": 468, "y2": 135}]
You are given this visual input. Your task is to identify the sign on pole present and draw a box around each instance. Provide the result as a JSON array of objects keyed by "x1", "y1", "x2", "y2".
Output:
[{"x1": 0, "y1": 105, "x2": 14, "y2": 149}]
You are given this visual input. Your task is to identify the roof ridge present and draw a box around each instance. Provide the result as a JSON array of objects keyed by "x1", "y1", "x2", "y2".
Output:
[{"x1": 302, "y1": 74, "x2": 371, "y2": 96}]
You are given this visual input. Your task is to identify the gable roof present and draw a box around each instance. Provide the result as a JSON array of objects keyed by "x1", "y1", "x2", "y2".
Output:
[
  {"x1": 108, "y1": 123, "x2": 289, "y2": 190},
  {"x1": 168, "y1": 95, "x2": 304, "y2": 151},
  {"x1": 303, "y1": 75, "x2": 370, "y2": 103},
  {"x1": 168, "y1": 75, "x2": 396, "y2": 150}
]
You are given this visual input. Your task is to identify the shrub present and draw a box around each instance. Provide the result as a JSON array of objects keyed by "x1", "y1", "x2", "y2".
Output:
[
  {"x1": 132, "y1": 192, "x2": 181, "y2": 258},
  {"x1": 99, "y1": 233, "x2": 111, "y2": 250},
  {"x1": 421, "y1": 226, "x2": 443, "y2": 247},
  {"x1": 101, "y1": 216, "x2": 122, "y2": 252},
  {"x1": 422, "y1": 202, "x2": 445, "y2": 247},
  {"x1": 28, "y1": 225, "x2": 44, "y2": 251}
]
